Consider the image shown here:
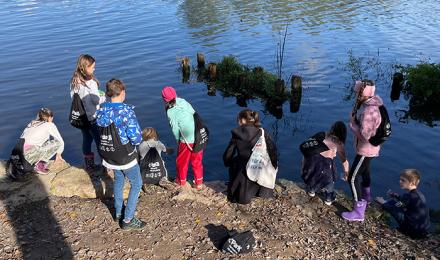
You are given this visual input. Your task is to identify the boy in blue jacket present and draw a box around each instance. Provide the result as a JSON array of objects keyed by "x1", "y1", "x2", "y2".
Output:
[
  {"x1": 375, "y1": 169, "x2": 430, "y2": 238},
  {"x1": 96, "y1": 78, "x2": 145, "y2": 230}
]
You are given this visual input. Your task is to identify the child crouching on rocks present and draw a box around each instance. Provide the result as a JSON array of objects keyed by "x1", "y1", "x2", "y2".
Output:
[
  {"x1": 138, "y1": 127, "x2": 174, "y2": 187},
  {"x1": 375, "y1": 169, "x2": 430, "y2": 239},
  {"x1": 20, "y1": 108, "x2": 65, "y2": 175},
  {"x1": 300, "y1": 121, "x2": 349, "y2": 205}
]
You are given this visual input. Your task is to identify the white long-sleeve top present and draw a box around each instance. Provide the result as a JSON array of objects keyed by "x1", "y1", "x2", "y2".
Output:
[
  {"x1": 70, "y1": 79, "x2": 106, "y2": 121},
  {"x1": 21, "y1": 121, "x2": 64, "y2": 154}
]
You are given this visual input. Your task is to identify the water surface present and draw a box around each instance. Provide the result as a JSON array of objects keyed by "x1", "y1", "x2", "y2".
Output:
[{"x1": 1, "y1": 0, "x2": 439, "y2": 208}]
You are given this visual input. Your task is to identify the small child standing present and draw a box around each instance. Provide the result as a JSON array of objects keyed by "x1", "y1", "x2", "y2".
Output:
[
  {"x1": 138, "y1": 127, "x2": 174, "y2": 185},
  {"x1": 375, "y1": 169, "x2": 430, "y2": 239},
  {"x1": 139, "y1": 127, "x2": 174, "y2": 159},
  {"x1": 300, "y1": 121, "x2": 349, "y2": 205}
]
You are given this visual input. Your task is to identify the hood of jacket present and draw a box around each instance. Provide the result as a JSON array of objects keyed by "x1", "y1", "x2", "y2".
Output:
[
  {"x1": 96, "y1": 102, "x2": 135, "y2": 127},
  {"x1": 231, "y1": 124, "x2": 261, "y2": 142},
  {"x1": 364, "y1": 95, "x2": 383, "y2": 108}
]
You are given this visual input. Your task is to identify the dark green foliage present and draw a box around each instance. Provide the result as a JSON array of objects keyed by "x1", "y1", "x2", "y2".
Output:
[
  {"x1": 395, "y1": 62, "x2": 440, "y2": 127},
  {"x1": 215, "y1": 56, "x2": 287, "y2": 101},
  {"x1": 403, "y1": 62, "x2": 440, "y2": 105}
]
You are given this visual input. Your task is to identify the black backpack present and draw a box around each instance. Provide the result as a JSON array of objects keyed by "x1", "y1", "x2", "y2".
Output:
[
  {"x1": 369, "y1": 105, "x2": 391, "y2": 146},
  {"x1": 97, "y1": 123, "x2": 138, "y2": 166},
  {"x1": 299, "y1": 132, "x2": 329, "y2": 158},
  {"x1": 69, "y1": 92, "x2": 91, "y2": 129},
  {"x1": 192, "y1": 112, "x2": 209, "y2": 152},
  {"x1": 7, "y1": 138, "x2": 35, "y2": 181},
  {"x1": 140, "y1": 147, "x2": 167, "y2": 185},
  {"x1": 221, "y1": 230, "x2": 256, "y2": 254}
]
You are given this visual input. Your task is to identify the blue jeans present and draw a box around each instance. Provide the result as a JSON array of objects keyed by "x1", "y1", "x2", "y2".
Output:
[
  {"x1": 80, "y1": 123, "x2": 100, "y2": 155},
  {"x1": 382, "y1": 199, "x2": 405, "y2": 225},
  {"x1": 307, "y1": 181, "x2": 334, "y2": 194},
  {"x1": 113, "y1": 164, "x2": 142, "y2": 222}
]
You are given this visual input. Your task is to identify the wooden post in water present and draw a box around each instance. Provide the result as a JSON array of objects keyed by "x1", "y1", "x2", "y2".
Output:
[
  {"x1": 390, "y1": 72, "x2": 404, "y2": 101},
  {"x1": 208, "y1": 63, "x2": 217, "y2": 80},
  {"x1": 182, "y1": 57, "x2": 190, "y2": 74},
  {"x1": 182, "y1": 57, "x2": 190, "y2": 83},
  {"x1": 290, "y1": 75, "x2": 302, "y2": 113},
  {"x1": 197, "y1": 53, "x2": 205, "y2": 68}
]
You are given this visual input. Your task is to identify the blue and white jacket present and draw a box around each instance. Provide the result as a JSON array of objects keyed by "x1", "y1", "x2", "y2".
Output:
[{"x1": 96, "y1": 102, "x2": 142, "y2": 170}]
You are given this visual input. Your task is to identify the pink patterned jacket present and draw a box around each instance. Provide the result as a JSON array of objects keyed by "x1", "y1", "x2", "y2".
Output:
[{"x1": 350, "y1": 95, "x2": 383, "y2": 157}]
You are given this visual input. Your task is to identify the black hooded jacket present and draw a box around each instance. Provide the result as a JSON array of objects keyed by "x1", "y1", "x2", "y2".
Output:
[{"x1": 223, "y1": 124, "x2": 278, "y2": 204}]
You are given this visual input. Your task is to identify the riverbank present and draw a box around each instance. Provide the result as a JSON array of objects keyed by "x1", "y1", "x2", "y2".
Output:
[{"x1": 0, "y1": 163, "x2": 439, "y2": 259}]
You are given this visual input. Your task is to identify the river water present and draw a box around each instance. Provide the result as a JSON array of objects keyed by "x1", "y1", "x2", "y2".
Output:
[{"x1": 1, "y1": 0, "x2": 439, "y2": 208}]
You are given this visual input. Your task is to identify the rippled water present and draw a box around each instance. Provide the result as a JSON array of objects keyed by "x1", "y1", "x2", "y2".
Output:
[{"x1": 1, "y1": 0, "x2": 439, "y2": 208}]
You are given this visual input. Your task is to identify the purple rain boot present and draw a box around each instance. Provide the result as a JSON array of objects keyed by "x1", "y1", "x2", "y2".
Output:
[
  {"x1": 362, "y1": 186, "x2": 371, "y2": 203},
  {"x1": 341, "y1": 200, "x2": 367, "y2": 222}
]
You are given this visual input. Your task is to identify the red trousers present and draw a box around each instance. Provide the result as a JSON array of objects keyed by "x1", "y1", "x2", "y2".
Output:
[{"x1": 176, "y1": 142, "x2": 204, "y2": 186}]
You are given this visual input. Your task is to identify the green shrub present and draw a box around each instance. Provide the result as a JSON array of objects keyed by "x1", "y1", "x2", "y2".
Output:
[
  {"x1": 402, "y1": 62, "x2": 440, "y2": 105},
  {"x1": 215, "y1": 55, "x2": 285, "y2": 100}
]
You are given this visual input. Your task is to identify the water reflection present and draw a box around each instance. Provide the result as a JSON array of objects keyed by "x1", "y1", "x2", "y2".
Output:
[{"x1": 178, "y1": 0, "x2": 392, "y2": 45}]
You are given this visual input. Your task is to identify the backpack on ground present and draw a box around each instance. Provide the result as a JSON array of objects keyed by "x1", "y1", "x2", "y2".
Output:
[
  {"x1": 221, "y1": 230, "x2": 256, "y2": 254},
  {"x1": 246, "y1": 128, "x2": 277, "y2": 189},
  {"x1": 140, "y1": 147, "x2": 167, "y2": 185},
  {"x1": 369, "y1": 105, "x2": 391, "y2": 146},
  {"x1": 97, "y1": 123, "x2": 138, "y2": 166},
  {"x1": 69, "y1": 92, "x2": 91, "y2": 129},
  {"x1": 7, "y1": 138, "x2": 34, "y2": 182},
  {"x1": 192, "y1": 112, "x2": 209, "y2": 152},
  {"x1": 299, "y1": 131, "x2": 329, "y2": 158}
]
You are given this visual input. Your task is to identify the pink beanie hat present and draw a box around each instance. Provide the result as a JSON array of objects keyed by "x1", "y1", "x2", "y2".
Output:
[
  {"x1": 355, "y1": 80, "x2": 375, "y2": 97},
  {"x1": 161, "y1": 86, "x2": 177, "y2": 102}
]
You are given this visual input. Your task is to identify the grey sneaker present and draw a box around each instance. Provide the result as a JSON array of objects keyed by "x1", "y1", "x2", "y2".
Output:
[
  {"x1": 113, "y1": 214, "x2": 121, "y2": 222},
  {"x1": 121, "y1": 217, "x2": 146, "y2": 230},
  {"x1": 307, "y1": 191, "x2": 316, "y2": 197}
]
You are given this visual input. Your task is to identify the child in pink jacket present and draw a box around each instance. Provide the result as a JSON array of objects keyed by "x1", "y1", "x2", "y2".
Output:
[{"x1": 342, "y1": 80, "x2": 383, "y2": 222}]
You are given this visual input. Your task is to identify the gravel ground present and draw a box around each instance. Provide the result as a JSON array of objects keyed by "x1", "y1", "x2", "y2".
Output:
[{"x1": 0, "y1": 179, "x2": 439, "y2": 259}]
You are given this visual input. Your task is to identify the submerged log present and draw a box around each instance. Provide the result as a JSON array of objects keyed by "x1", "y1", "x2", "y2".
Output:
[
  {"x1": 266, "y1": 100, "x2": 283, "y2": 119},
  {"x1": 290, "y1": 75, "x2": 302, "y2": 113},
  {"x1": 236, "y1": 96, "x2": 247, "y2": 107},
  {"x1": 207, "y1": 82, "x2": 216, "y2": 96},
  {"x1": 208, "y1": 63, "x2": 217, "y2": 80},
  {"x1": 391, "y1": 72, "x2": 404, "y2": 101},
  {"x1": 197, "y1": 52, "x2": 205, "y2": 68}
]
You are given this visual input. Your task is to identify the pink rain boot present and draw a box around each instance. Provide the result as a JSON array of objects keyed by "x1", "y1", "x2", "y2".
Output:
[{"x1": 341, "y1": 200, "x2": 367, "y2": 221}]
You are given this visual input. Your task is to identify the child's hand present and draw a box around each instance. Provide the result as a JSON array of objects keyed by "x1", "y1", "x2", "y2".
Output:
[
  {"x1": 166, "y1": 147, "x2": 174, "y2": 155},
  {"x1": 375, "y1": 196, "x2": 386, "y2": 205},
  {"x1": 343, "y1": 171, "x2": 349, "y2": 181},
  {"x1": 386, "y1": 190, "x2": 399, "y2": 199}
]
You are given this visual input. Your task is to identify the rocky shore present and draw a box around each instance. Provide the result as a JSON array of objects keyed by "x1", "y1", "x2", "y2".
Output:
[{"x1": 0, "y1": 161, "x2": 439, "y2": 259}]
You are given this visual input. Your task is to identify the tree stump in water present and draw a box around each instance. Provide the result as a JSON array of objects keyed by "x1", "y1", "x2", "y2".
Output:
[
  {"x1": 391, "y1": 72, "x2": 404, "y2": 101},
  {"x1": 290, "y1": 75, "x2": 302, "y2": 113},
  {"x1": 197, "y1": 52, "x2": 205, "y2": 68},
  {"x1": 208, "y1": 63, "x2": 217, "y2": 80},
  {"x1": 182, "y1": 57, "x2": 190, "y2": 83}
]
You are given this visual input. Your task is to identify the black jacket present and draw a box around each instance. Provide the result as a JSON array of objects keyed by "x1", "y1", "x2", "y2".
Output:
[{"x1": 223, "y1": 124, "x2": 278, "y2": 204}]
